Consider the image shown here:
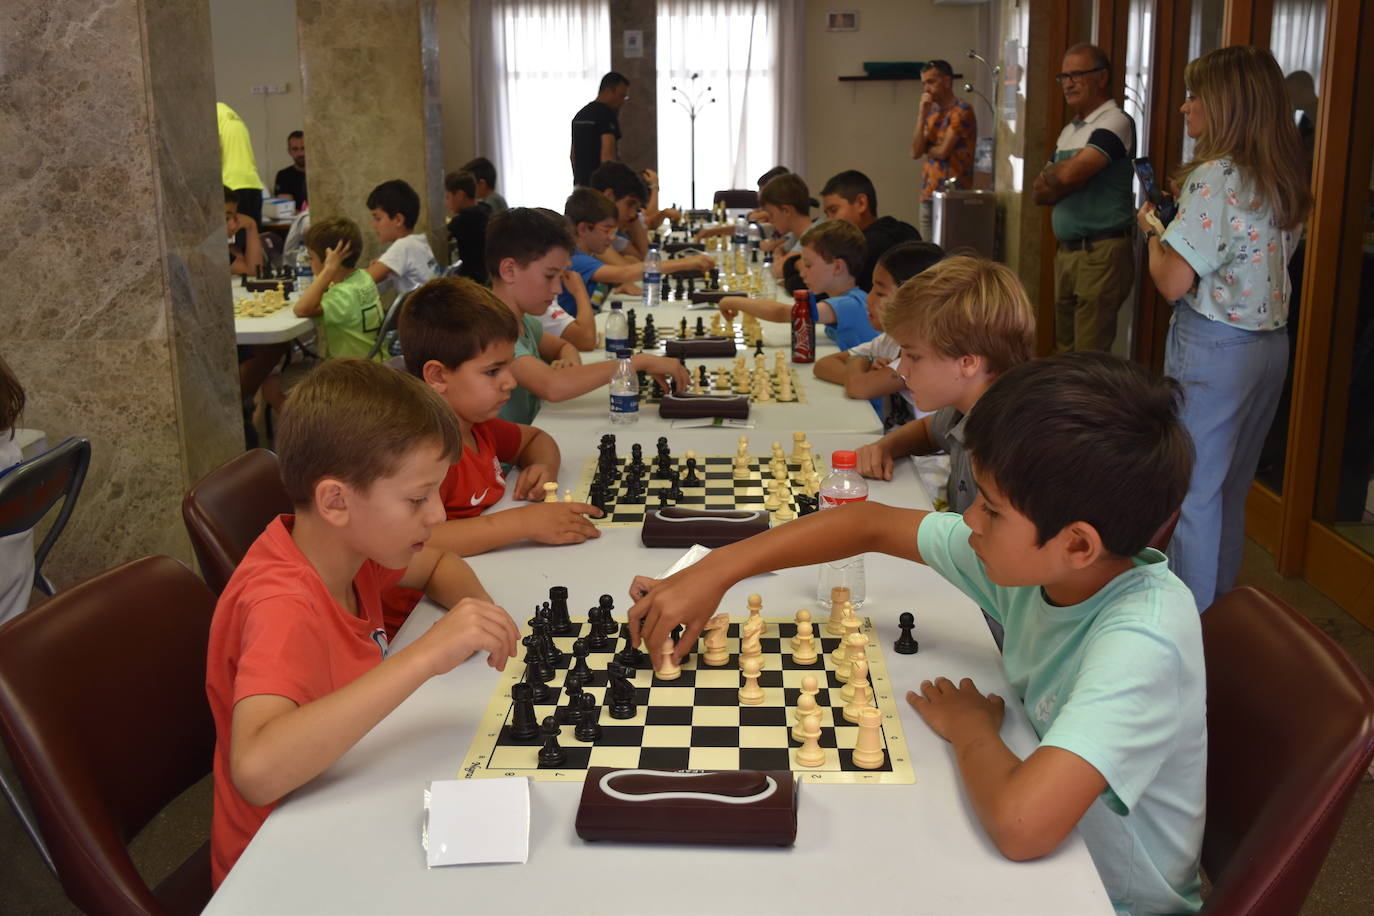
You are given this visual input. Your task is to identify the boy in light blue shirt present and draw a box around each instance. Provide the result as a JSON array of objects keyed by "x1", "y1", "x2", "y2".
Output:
[{"x1": 627, "y1": 351, "x2": 1205, "y2": 916}]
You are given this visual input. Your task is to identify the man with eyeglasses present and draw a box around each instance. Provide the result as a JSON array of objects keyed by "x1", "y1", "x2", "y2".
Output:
[
  {"x1": 909, "y1": 59, "x2": 977, "y2": 242},
  {"x1": 1034, "y1": 44, "x2": 1136, "y2": 353}
]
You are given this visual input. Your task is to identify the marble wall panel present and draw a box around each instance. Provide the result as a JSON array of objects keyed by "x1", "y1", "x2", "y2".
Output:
[
  {"x1": 297, "y1": 0, "x2": 445, "y2": 266},
  {"x1": 2, "y1": 0, "x2": 242, "y2": 587},
  {"x1": 610, "y1": 0, "x2": 657, "y2": 173}
]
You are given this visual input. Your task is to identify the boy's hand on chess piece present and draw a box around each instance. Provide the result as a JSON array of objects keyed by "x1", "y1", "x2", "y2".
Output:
[
  {"x1": 517, "y1": 502, "x2": 603, "y2": 544},
  {"x1": 685, "y1": 253, "x2": 715, "y2": 271},
  {"x1": 632, "y1": 353, "x2": 691, "y2": 395},
  {"x1": 718, "y1": 297, "x2": 744, "y2": 321},
  {"x1": 906, "y1": 677, "x2": 1005, "y2": 745},
  {"x1": 322, "y1": 239, "x2": 352, "y2": 274},
  {"x1": 855, "y1": 441, "x2": 895, "y2": 481},
  {"x1": 512, "y1": 463, "x2": 557, "y2": 501},
  {"x1": 627, "y1": 568, "x2": 724, "y2": 660},
  {"x1": 418, "y1": 596, "x2": 521, "y2": 674}
]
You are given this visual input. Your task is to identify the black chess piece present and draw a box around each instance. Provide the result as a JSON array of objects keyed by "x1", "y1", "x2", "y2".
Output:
[
  {"x1": 574, "y1": 693, "x2": 603, "y2": 742},
  {"x1": 558, "y1": 682, "x2": 585, "y2": 725},
  {"x1": 628, "y1": 443, "x2": 645, "y2": 472},
  {"x1": 687, "y1": 276, "x2": 696, "y2": 294},
  {"x1": 695, "y1": 316, "x2": 706, "y2": 338},
  {"x1": 661, "y1": 275, "x2": 671, "y2": 299},
  {"x1": 606, "y1": 662, "x2": 637, "y2": 719},
  {"x1": 615, "y1": 624, "x2": 645, "y2": 667},
  {"x1": 597, "y1": 595, "x2": 618, "y2": 634},
  {"x1": 547, "y1": 586, "x2": 572, "y2": 634},
  {"x1": 655, "y1": 488, "x2": 671, "y2": 509},
  {"x1": 509, "y1": 682, "x2": 540, "y2": 740},
  {"x1": 524, "y1": 660, "x2": 551, "y2": 704},
  {"x1": 522, "y1": 635, "x2": 554, "y2": 684},
  {"x1": 667, "y1": 475, "x2": 684, "y2": 502},
  {"x1": 755, "y1": 338, "x2": 765, "y2": 356},
  {"x1": 678, "y1": 317, "x2": 688, "y2": 339},
  {"x1": 537, "y1": 716, "x2": 566, "y2": 768},
  {"x1": 674, "y1": 277, "x2": 685, "y2": 300},
  {"x1": 709, "y1": 267, "x2": 720, "y2": 289},
  {"x1": 585, "y1": 609, "x2": 611, "y2": 651},
  {"x1": 697, "y1": 365, "x2": 709, "y2": 389},
  {"x1": 649, "y1": 377, "x2": 665, "y2": 400},
  {"x1": 566, "y1": 638, "x2": 593, "y2": 687},
  {"x1": 894, "y1": 612, "x2": 920, "y2": 654},
  {"x1": 529, "y1": 616, "x2": 562, "y2": 666},
  {"x1": 681, "y1": 458, "x2": 701, "y2": 487}
]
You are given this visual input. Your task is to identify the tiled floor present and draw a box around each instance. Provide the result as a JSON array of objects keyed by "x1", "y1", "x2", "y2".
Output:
[{"x1": 1, "y1": 538, "x2": 1371, "y2": 914}]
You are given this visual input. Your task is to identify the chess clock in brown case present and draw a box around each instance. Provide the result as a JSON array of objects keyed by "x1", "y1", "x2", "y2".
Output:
[
  {"x1": 664, "y1": 337, "x2": 738, "y2": 358},
  {"x1": 575, "y1": 767, "x2": 799, "y2": 846},
  {"x1": 640, "y1": 507, "x2": 770, "y2": 548},
  {"x1": 657, "y1": 392, "x2": 750, "y2": 419}
]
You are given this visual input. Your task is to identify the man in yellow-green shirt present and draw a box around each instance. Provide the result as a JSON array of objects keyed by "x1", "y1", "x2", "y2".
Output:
[{"x1": 217, "y1": 102, "x2": 265, "y2": 227}]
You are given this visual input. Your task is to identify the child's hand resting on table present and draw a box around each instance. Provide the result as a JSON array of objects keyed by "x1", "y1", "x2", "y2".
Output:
[
  {"x1": 416, "y1": 596, "x2": 521, "y2": 675},
  {"x1": 514, "y1": 501, "x2": 603, "y2": 545}
]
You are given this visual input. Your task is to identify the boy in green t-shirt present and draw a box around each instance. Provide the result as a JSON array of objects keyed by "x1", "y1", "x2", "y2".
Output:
[
  {"x1": 293, "y1": 216, "x2": 383, "y2": 361},
  {"x1": 627, "y1": 352, "x2": 1205, "y2": 916}
]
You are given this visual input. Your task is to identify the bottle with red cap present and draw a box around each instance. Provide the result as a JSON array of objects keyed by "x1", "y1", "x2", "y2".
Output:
[{"x1": 815, "y1": 450, "x2": 867, "y2": 606}]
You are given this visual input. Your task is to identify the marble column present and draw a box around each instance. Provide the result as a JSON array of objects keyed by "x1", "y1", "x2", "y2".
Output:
[
  {"x1": 1, "y1": 0, "x2": 243, "y2": 586},
  {"x1": 296, "y1": 0, "x2": 447, "y2": 265},
  {"x1": 610, "y1": 0, "x2": 658, "y2": 175}
]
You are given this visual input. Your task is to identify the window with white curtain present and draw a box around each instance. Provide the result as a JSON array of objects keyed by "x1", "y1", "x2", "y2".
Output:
[
  {"x1": 655, "y1": 0, "x2": 781, "y2": 210},
  {"x1": 1270, "y1": 0, "x2": 1327, "y2": 91},
  {"x1": 472, "y1": 0, "x2": 610, "y2": 210},
  {"x1": 1122, "y1": 0, "x2": 1155, "y2": 156}
]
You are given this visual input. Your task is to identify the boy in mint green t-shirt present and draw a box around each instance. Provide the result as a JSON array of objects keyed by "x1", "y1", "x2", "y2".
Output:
[
  {"x1": 626, "y1": 351, "x2": 1205, "y2": 916},
  {"x1": 293, "y1": 216, "x2": 383, "y2": 361}
]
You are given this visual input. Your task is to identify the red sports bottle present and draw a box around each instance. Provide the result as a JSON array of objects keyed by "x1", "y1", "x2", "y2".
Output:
[{"x1": 791, "y1": 290, "x2": 815, "y2": 363}]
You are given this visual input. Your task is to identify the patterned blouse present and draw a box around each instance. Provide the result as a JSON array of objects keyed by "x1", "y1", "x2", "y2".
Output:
[
  {"x1": 1162, "y1": 158, "x2": 1300, "y2": 331},
  {"x1": 920, "y1": 100, "x2": 977, "y2": 201}
]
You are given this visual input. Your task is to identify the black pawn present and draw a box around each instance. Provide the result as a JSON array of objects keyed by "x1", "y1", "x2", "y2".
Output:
[
  {"x1": 754, "y1": 338, "x2": 765, "y2": 356},
  {"x1": 615, "y1": 624, "x2": 645, "y2": 667},
  {"x1": 574, "y1": 693, "x2": 603, "y2": 742},
  {"x1": 537, "y1": 716, "x2": 566, "y2": 768},
  {"x1": 695, "y1": 316, "x2": 706, "y2": 338},
  {"x1": 566, "y1": 638, "x2": 593, "y2": 687},
  {"x1": 585, "y1": 608, "x2": 611, "y2": 651},
  {"x1": 682, "y1": 457, "x2": 701, "y2": 487},
  {"x1": 894, "y1": 611, "x2": 920, "y2": 655},
  {"x1": 597, "y1": 595, "x2": 619, "y2": 634},
  {"x1": 558, "y1": 682, "x2": 585, "y2": 725},
  {"x1": 509, "y1": 682, "x2": 540, "y2": 741},
  {"x1": 656, "y1": 488, "x2": 672, "y2": 509}
]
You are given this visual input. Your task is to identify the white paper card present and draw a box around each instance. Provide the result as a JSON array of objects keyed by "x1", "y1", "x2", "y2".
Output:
[
  {"x1": 660, "y1": 543, "x2": 713, "y2": 578},
  {"x1": 670, "y1": 417, "x2": 755, "y2": 429},
  {"x1": 423, "y1": 778, "x2": 529, "y2": 867}
]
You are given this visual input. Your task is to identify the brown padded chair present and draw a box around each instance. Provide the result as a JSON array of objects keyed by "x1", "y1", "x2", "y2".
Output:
[
  {"x1": 0, "y1": 556, "x2": 217, "y2": 916},
  {"x1": 1199, "y1": 586, "x2": 1374, "y2": 915},
  {"x1": 1148, "y1": 507, "x2": 1181, "y2": 552},
  {"x1": 182, "y1": 447, "x2": 291, "y2": 593},
  {"x1": 713, "y1": 188, "x2": 759, "y2": 210}
]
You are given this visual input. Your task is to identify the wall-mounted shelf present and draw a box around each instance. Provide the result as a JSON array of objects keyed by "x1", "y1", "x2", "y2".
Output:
[{"x1": 838, "y1": 72, "x2": 961, "y2": 82}]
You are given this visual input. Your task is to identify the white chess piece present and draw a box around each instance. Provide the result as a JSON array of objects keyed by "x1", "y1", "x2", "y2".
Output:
[
  {"x1": 795, "y1": 712, "x2": 826, "y2": 767},
  {"x1": 655, "y1": 636, "x2": 682, "y2": 680},
  {"x1": 826, "y1": 587, "x2": 850, "y2": 636},
  {"x1": 844, "y1": 658, "x2": 873, "y2": 722},
  {"x1": 792, "y1": 692, "x2": 820, "y2": 742},
  {"x1": 851, "y1": 707, "x2": 886, "y2": 769},
  {"x1": 840, "y1": 648, "x2": 867, "y2": 702},
  {"x1": 792, "y1": 621, "x2": 818, "y2": 665},
  {"x1": 702, "y1": 615, "x2": 730, "y2": 666},
  {"x1": 774, "y1": 499, "x2": 796, "y2": 521},
  {"x1": 543, "y1": 482, "x2": 558, "y2": 503},
  {"x1": 738, "y1": 656, "x2": 765, "y2": 705},
  {"x1": 791, "y1": 609, "x2": 812, "y2": 650},
  {"x1": 745, "y1": 593, "x2": 764, "y2": 634},
  {"x1": 563, "y1": 489, "x2": 572, "y2": 502},
  {"x1": 799, "y1": 673, "x2": 820, "y2": 699},
  {"x1": 791, "y1": 431, "x2": 808, "y2": 461},
  {"x1": 739, "y1": 631, "x2": 762, "y2": 664},
  {"x1": 836, "y1": 630, "x2": 868, "y2": 681}
]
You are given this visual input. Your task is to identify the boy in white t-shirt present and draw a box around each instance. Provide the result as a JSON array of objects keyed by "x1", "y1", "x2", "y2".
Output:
[
  {"x1": 365, "y1": 179, "x2": 439, "y2": 296},
  {"x1": 813, "y1": 241, "x2": 945, "y2": 428}
]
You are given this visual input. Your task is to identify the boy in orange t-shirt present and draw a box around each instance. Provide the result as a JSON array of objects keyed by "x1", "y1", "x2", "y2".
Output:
[
  {"x1": 379, "y1": 276, "x2": 606, "y2": 634},
  {"x1": 205, "y1": 359, "x2": 521, "y2": 888}
]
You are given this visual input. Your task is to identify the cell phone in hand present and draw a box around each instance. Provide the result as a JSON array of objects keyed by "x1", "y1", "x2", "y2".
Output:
[{"x1": 1133, "y1": 157, "x2": 1178, "y2": 225}]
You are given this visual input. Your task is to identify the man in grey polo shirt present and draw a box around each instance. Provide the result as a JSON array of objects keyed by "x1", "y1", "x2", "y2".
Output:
[{"x1": 1033, "y1": 44, "x2": 1136, "y2": 352}]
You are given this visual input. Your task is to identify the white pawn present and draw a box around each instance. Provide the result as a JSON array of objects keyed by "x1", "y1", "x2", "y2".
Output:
[
  {"x1": 774, "y1": 499, "x2": 796, "y2": 521},
  {"x1": 792, "y1": 692, "x2": 821, "y2": 742},
  {"x1": 795, "y1": 712, "x2": 826, "y2": 767},
  {"x1": 792, "y1": 620, "x2": 818, "y2": 665},
  {"x1": 739, "y1": 656, "x2": 765, "y2": 705},
  {"x1": 732, "y1": 454, "x2": 751, "y2": 480},
  {"x1": 655, "y1": 636, "x2": 681, "y2": 681},
  {"x1": 844, "y1": 658, "x2": 873, "y2": 723},
  {"x1": 791, "y1": 609, "x2": 812, "y2": 650},
  {"x1": 840, "y1": 648, "x2": 867, "y2": 702},
  {"x1": 763, "y1": 481, "x2": 781, "y2": 512},
  {"x1": 543, "y1": 481, "x2": 559, "y2": 503},
  {"x1": 736, "y1": 434, "x2": 750, "y2": 458},
  {"x1": 851, "y1": 707, "x2": 886, "y2": 770},
  {"x1": 799, "y1": 673, "x2": 820, "y2": 699},
  {"x1": 562, "y1": 489, "x2": 572, "y2": 502}
]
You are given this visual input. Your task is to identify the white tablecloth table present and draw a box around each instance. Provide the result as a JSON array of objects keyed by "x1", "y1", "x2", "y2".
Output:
[
  {"x1": 231, "y1": 281, "x2": 314, "y2": 345},
  {"x1": 205, "y1": 429, "x2": 1112, "y2": 916}
]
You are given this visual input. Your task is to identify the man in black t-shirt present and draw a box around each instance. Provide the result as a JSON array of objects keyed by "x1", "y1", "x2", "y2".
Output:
[
  {"x1": 570, "y1": 72, "x2": 628, "y2": 187},
  {"x1": 273, "y1": 130, "x2": 307, "y2": 209}
]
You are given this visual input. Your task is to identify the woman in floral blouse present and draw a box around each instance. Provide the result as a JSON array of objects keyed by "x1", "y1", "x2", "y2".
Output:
[{"x1": 1137, "y1": 45, "x2": 1311, "y2": 612}]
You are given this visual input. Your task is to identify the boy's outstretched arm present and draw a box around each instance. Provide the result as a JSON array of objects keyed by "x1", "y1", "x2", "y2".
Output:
[
  {"x1": 812, "y1": 351, "x2": 850, "y2": 384},
  {"x1": 229, "y1": 549, "x2": 519, "y2": 807},
  {"x1": 511, "y1": 352, "x2": 689, "y2": 403},
  {"x1": 908, "y1": 678, "x2": 1106, "y2": 861},
  {"x1": 627, "y1": 502, "x2": 927, "y2": 660}
]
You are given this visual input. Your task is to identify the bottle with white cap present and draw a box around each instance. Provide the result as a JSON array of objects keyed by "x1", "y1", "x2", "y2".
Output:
[{"x1": 815, "y1": 450, "x2": 868, "y2": 606}]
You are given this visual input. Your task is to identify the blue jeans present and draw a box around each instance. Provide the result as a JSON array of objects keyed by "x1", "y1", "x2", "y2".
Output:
[{"x1": 1164, "y1": 304, "x2": 1288, "y2": 611}]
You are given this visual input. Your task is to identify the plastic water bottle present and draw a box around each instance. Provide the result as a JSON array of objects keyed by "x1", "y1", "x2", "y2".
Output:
[
  {"x1": 748, "y1": 221, "x2": 761, "y2": 252},
  {"x1": 294, "y1": 246, "x2": 312, "y2": 279},
  {"x1": 733, "y1": 215, "x2": 748, "y2": 252},
  {"x1": 815, "y1": 450, "x2": 868, "y2": 607},
  {"x1": 609, "y1": 349, "x2": 640, "y2": 425},
  {"x1": 642, "y1": 246, "x2": 661, "y2": 308},
  {"x1": 604, "y1": 300, "x2": 629, "y2": 358}
]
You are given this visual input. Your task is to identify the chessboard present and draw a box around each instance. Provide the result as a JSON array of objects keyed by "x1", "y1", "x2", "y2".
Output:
[
  {"x1": 233, "y1": 289, "x2": 292, "y2": 318},
  {"x1": 639, "y1": 360, "x2": 805, "y2": 405},
  {"x1": 572, "y1": 435, "x2": 824, "y2": 527},
  {"x1": 627, "y1": 311, "x2": 764, "y2": 353},
  {"x1": 458, "y1": 604, "x2": 915, "y2": 785}
]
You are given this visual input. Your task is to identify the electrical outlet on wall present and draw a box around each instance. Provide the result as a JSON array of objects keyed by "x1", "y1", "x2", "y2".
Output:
[{"x1": 250, "y1": 83, "x2": 289, "y2": 95}]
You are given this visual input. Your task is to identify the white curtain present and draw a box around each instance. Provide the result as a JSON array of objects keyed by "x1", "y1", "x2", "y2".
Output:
[
  {"x1": 654, "y1": 0, "x2": 804, "y2": 210},
  {"x1": 1270, "y1": 0, "x2": 1327, "y2": 92},
  {"x1": 471, "y1": 0, "x2": 610, "y2": 210},
  {"x1": 1122, "y1": 0, "x2": 1155, "y2": 155}
]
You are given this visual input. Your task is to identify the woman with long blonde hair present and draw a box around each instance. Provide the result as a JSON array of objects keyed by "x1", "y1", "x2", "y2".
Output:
[{"x1": 1138, "y1": 45, "x2": 1312, "y2": 611}]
